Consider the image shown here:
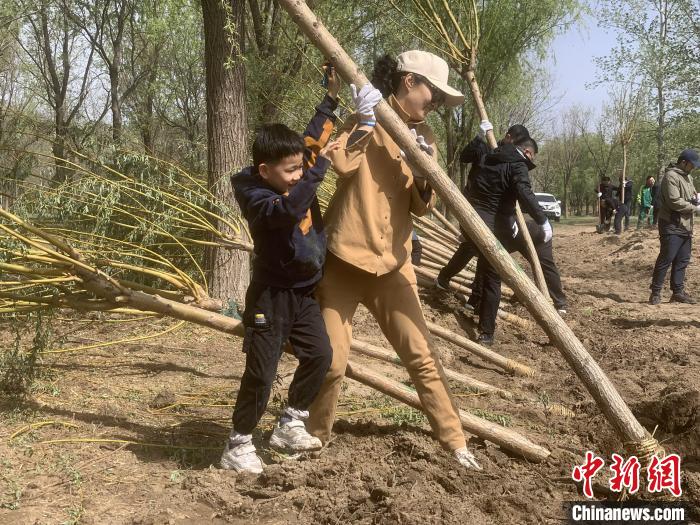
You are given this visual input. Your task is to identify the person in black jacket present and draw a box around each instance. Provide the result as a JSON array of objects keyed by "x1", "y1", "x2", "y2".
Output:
[
  {"x1": 437, "y1": 135, "x2": 551, "y2": 345},
  {"x1": 439, "y1": 124, "x2": 566, "y2": 312},
  {"x1": 596, "y1": 176, "x2": 617, "y2": 233},
  {"x1": 220, "y1": 73, "x2": 340, "y2": 474},
  {"x1": 438, "y1": 123, "x2": 531, "y2": 286}
]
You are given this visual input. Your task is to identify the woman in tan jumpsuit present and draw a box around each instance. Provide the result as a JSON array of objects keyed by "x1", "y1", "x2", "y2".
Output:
[{"x1": 307, "y1": 50, "x2": 480, "y2": 469}]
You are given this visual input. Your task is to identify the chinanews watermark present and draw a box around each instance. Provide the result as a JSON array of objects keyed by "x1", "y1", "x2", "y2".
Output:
[{"x1": 564, "y1": 451, "x2": 692, "y2": 524}]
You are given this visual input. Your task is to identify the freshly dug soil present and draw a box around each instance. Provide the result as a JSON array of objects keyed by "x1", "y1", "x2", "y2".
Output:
[{"x1": 1, "y1": 223, "x2": 698, "y2": 524}]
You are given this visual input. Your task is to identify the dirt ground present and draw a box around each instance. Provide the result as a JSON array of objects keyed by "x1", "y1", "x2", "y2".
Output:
[{"x1": 1, "y1": 222, "x2": 699, "y2": 524}]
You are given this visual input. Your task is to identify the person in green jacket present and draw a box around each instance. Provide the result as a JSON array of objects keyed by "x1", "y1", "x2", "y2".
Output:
[
  {"x1": 637, "y1": 176, "x2": 655, "y2": 229},
  {"x1": 649, "y1": 149, "x2": 700, "y2": 305}
]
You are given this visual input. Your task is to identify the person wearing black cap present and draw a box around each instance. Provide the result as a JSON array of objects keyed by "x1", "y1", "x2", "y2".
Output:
[
  {"x1": 459, "y1": 122, "x2": 531, "y2": 195},
  {"x1": 436, "y1": 122, "x2": 533, "y2": 289},
  {"x1": 648, "y1": 148, "x2": 700, "y2": 305},
  {"x1": 437, "y1": 134, "x2": 550, "y2": 345}
]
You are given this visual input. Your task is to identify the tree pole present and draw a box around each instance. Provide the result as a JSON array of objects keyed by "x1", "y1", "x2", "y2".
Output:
[{"x1": 276, "y1": 0, "x2": 655, "y2": 455}]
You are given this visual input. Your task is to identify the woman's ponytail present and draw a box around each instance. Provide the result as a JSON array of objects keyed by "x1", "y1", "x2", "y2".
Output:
[{"x1": 370, "y1": 54, "x2": 400, "y2": 98}]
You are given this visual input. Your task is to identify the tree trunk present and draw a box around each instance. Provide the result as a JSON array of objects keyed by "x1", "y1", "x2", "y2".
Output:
[
  {"x1": 141, "y1": 66, "x2": 158, "y2": 155},
  {"x1": 53, "y1": 105, "x2": 69, "y2": 184},
  {"x1": 656, "y1": 81, "x2": 665, "y2": 177},
  {"x1": 444, "y1": 110, "x2": 457, "y2": 184},
  {"x1": 621, "y1": 144, "x2": 628, "y2": 202},
  {"x1": 142, "y1": 91, "x2": 155, "y2": 155},
  {"x1": 110, "y1": 63, "x2": 122, "y2": 144},
  {"x1": 201, "y1": 0, "x2": 250, "y2": 305}
]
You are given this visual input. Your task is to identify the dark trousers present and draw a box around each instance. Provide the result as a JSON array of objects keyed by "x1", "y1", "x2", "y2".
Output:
[
  {"x1": 650, "y1": 232, "x2": 692, "y2": 294},
  {"x1": 600, "y1": 198, "x2": 617, "y2": 226},
  {"x1": 232, "y1": 281, "x2": 332, "y2": 434},
  {"x1": 471, "y1": 222, "x2": 567, "y2": 311},
  {"x1": 439, "y1": 218, "x2": 567, "y2": 335},
  {"x1": 437, "y1": 210, "x2": 496, "y2": 335},
  {"x1": 614, "y1": 203, "x2": 630, "y2": 233},
  {"x1": 438, "y1": 208, "x2": 495, "y2": 290}
]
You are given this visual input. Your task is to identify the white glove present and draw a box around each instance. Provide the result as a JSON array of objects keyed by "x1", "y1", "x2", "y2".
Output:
[
  {"x1": 400, "y1": 130, "x2": 435, "y2": 184},
  {"x1": 413, "y1": 128, "x2": 434, "y2": 156},
  {"x1": 478, "y1": 120, "x2": 493, "y2": 138},
  {"x1": 400, "y1": 129, "x2": 434, "y2": 161},
  {"x1": 542, "y1": 219, "x2": 553, "y2": 243},
  {"x1": 350, "y1": 83, "x2": 383, "y2": 124},
  {"x1": 511, "y1": 220, "x2": 519, "y2": 239},
  {"x1": 597, "y1": 192, "x2": 602, "y2": 198}
]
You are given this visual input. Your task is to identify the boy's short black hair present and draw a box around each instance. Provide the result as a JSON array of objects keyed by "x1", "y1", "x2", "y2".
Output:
[
  {"x1": 252, "y1": 124, "x2": 305, "y2": 168},
  {"x1": 506, "y1": 124, "x2": 530, "y2": 143},
  {"x1": 602, "y1": 176, "x2": 611, "y2": 182},
  {"x1": 515, "y1": 136, "x2": 538, "y2": 154}
]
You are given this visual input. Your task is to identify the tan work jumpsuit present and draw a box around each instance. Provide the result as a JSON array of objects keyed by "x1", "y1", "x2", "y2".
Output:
[{"x1": 306, "y1": 95, "x2": 466, "y2": 451}]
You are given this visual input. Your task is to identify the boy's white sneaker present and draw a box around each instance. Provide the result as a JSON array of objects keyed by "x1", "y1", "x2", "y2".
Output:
[
  {"x1": 270, "y1": 420, "x2": 322, "y2": 452},
  {"x1": 220, "y1": 440, "x2": 264, "y2": 473}
]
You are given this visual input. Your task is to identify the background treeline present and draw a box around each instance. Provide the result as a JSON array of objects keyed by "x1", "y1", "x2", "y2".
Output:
[{"x1": 0, "y1": 0, "x2": 698, "y2": 236}]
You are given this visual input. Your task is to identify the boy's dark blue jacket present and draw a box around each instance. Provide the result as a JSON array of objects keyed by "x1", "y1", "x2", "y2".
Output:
[{"x1": 231, "y1": 95, "x2": 338, "y2": 289}]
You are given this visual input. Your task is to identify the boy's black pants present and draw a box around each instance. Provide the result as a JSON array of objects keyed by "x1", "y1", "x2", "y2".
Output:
[{"x1": 232, "y1": 281, "x2": 332, "y2": 435}]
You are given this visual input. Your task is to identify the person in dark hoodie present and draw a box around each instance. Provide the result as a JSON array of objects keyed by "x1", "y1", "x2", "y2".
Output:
[
  {"x1": 437, "y1": 134, "x2": 551, "y2": 345},
  {"x1": 438, "y1": 124, "x2": 566, "y2": 314},
  {"x1": 220, "y1": 68, "x2": 341, "y2": 474},
  {"x1": 435, "y1": 122, "x2": 531, "y2": 289},
  {"x1": 596, "y1": 176, "x2": 616, "y2": 233}
]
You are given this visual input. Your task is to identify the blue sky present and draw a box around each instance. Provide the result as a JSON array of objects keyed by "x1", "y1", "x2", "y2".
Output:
[{"x1": 546, "y1": 14, "x2": 618, "y2": 118}]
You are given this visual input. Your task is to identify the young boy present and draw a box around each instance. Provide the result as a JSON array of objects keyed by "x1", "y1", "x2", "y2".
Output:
[{"x1": 221, "y1": 69, "x2": 341, "y2": 474}]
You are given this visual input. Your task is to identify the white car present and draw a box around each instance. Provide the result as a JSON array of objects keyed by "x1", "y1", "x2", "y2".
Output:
[{"x1": 535, "y1": 193, "x2": 561, "y2": 222}]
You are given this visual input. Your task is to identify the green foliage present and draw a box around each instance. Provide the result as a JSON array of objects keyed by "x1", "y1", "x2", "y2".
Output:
[
  {"x1": 8, "y1": 150, "x2": 246, "y2": 292},
  {"x1": 0, "y1": 311, "x2": 51, "y2": 397},
  {"x1": 472, "y1": 408, "x2": 512, "y2": 427},
  {"x1": 368, "y1": 396, "x2": 427, "y2": 425},
  {"x1": 595, "y1": 0, "x2": 699, "y2": 172}
]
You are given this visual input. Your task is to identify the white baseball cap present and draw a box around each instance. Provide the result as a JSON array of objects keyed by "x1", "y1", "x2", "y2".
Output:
[{"x1": 396, "y1": 50, "x2": 465, "y2": 107}]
